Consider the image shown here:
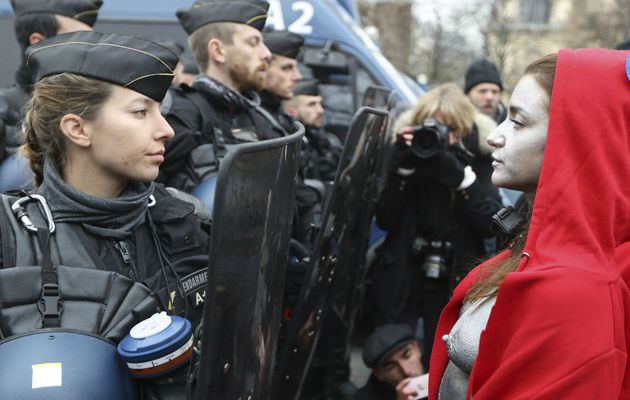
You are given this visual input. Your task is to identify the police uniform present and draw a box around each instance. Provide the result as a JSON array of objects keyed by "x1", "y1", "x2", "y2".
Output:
[
  {"x1": 0, "y1": 31, "x2": 209, "y2": 400},
  {"x1": 160, "y1": 1, "x2": 321, "y2": 248},
  {"x1": 0, "y1": 0, "x2": 103, "y2": 162},
  {"x1": 159, "y1": 0, "x2": 287, "y2": 191},
  {"x1": 260, "y1": 30, "x2": 305, "y2": 135},
  {"x1": 293, "y1": 80, "x2": 344, "y2": 183}
]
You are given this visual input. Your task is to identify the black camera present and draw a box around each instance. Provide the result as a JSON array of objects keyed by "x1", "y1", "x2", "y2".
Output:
[
  {"x1": 421, "y1": 240, "x2": 453, "y2": 279},
  {"x1": 409, "y1": 118, "x2": 449, "y2": 159}
]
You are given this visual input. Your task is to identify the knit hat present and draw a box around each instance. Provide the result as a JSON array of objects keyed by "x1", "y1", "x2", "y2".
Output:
[{"x1": 464, "y1": 59, "x2": 503, "y2": 93}]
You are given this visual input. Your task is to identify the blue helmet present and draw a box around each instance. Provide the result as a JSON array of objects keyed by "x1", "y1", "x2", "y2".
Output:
[{"x1": 0, "y1": 330, "x2": 136, "y2": 400}]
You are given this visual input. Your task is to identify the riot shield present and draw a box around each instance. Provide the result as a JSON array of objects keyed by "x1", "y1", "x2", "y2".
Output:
[
  {"x1": 273, "y1": 107, "x2": 389, "y2": 399},
  {"x1": 195, "y1": 127, "x2": 304, "y2": 400},
  {"x1": 362, "y1": 85, "x2": 395, "y2": 110}
]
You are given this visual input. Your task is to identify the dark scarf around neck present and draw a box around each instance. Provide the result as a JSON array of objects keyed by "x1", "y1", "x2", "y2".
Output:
[
  {"x1": 37, "y1": 159, "x2": 154, "y2": 239},
  {"x1": 193, "y1": 75, "x2": 261, "y2": 110}
]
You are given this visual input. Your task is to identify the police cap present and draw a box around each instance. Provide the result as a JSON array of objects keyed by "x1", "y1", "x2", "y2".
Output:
[
  {"x1": 263, "y1": 30, "x2": 304, "y2": 59},
  {"x1": 25, "y1": 31, "x2": 179, "y2": 102},
  {"x1": 294, "y1": 79, "x2": 320, "y2": 97},
  {"x1": 176, "y1": 0, "x2": 269, "y2": 35},
  {"x1": 362, "y1": 324, "x2": 415, "y2": 369},
  {"x1": 11, "y1": 0, "x2": 103, "y2": 27}
]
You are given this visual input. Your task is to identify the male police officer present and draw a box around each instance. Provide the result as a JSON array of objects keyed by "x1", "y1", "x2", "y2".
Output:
[
  {"x1": 0, "y1": 0, "x2": 102, "y2": 161},
  {"x1": 285, "y1": 79, "x2": 343, "y2": 182},
  {"x1": 159, "y1": 0, "x2": 284, "y2": 191},
  {"x1": 463, "y1": 59, "x2": 507, "y2": 125},
  {"x1": 259, "y1": 30, "x2": 304, "y2": 135}
]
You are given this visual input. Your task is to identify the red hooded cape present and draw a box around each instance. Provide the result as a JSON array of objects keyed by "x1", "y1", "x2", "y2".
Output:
[{"x1": 429, "y1": 48, "x2": 630, "y2": 399}]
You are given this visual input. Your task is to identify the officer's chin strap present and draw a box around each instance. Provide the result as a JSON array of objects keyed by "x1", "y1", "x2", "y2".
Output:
[{"x1": 11, "y1": 193, "x2": 63, "y2": 328}]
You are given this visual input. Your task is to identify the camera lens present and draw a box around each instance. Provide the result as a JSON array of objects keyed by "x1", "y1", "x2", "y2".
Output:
[{"x1": 414, "y1": 131, "x2": 439, "y2": 150}]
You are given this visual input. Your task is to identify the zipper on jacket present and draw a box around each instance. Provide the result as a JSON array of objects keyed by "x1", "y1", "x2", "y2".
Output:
[{"x1": 113, "y1": 240, "x2": 137, "y2": 280}]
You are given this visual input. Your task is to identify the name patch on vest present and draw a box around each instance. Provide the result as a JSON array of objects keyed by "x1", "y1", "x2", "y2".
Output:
[{"x1": 180, "y1": 268, "x2": 208, "y2": 309}]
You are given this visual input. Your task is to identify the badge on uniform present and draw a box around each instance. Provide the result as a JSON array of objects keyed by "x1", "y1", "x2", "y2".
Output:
[{"x1": 180, "y1": 268, "x2": 209, "y2": 308}]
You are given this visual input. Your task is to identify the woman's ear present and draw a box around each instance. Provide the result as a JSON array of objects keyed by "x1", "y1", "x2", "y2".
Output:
[{"x1": 59, "y1": 114, "x2": 91, "y2": 148}]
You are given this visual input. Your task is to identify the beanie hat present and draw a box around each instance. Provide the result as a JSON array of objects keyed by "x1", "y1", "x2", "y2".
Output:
[{"x1": 464, "y1": 59, "x2": 503, "y2": 93}]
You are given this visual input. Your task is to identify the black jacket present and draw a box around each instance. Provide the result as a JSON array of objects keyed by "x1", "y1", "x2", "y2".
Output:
[
  {"x1": 353, "y1": 375, "x2": 396, "y2": 400},
  {"x1": 301, "y1": 125, "x2": 344, "y2": 182},
  {"x1": 260, "y1": 90, "x2": 294, "y2": 135},
  {"x1": 0, "y1": 185, "x2": 211, "y2": 400},
  {"x1": 158, "y1": 76, "x2": 285, "y2": 191},
  {"x1": 0, "y1": 84, "x2": 30, "y2": 162},
  {"x1": 369, "y1": 144, "x2": 502, "y2": 323}
]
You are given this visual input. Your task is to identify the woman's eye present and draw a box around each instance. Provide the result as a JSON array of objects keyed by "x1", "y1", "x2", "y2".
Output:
[
  {"x1": 133, "y1": 109, "x2": 147, "y2": 117},
  {"x1": 510, "y1": 118, "x2": 524, "y2": 127}
]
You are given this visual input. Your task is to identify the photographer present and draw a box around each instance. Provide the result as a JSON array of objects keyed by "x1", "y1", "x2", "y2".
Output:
[{"x1": 370, "y1": 84, "x2": 502, "y2": 366}]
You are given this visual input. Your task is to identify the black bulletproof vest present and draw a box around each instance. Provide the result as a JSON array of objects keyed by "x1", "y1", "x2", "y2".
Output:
[{"x1": 0, "y1": 186, "x2": 210, "y2": 342}]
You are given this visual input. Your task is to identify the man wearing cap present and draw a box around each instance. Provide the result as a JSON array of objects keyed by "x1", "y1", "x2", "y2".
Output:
[
  {"x1": 159, "y1": 0, "x2": 285, "y2": 191},
  {"x1": 284, "y1": 79, "x2": 343, "y2": 182},
  {"x1": 0, "y1": 0, "x2": 102, "y2": 162},
  {"x1": 463, "y1": 59, "x2": 507, "y2": 125},
  {"x1": 356, "y1": 324, "x2": 427, "y2": 400},
  {"x1": 259, "y1": 30, "x2": 304, "y2": 136}
]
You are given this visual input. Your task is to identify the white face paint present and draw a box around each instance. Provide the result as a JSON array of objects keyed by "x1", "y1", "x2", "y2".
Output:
[{"x1": 486, "y1": 75, "x2": 549, "y2": 193}]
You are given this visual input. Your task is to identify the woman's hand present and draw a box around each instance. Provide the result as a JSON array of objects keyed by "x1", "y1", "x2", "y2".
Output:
[{"x1": 395, "y1": 127, "x2": 414, "y2": 147}]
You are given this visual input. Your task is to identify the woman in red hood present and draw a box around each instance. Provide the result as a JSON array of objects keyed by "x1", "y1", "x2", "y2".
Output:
[{"x1": 419, "y1": 48, "x2": 630, "y2": 400}]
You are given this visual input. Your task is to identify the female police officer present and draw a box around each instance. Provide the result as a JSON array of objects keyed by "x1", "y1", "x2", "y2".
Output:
[{"x1": 0, "y1": 31, "x2": 210, "y2": 399}]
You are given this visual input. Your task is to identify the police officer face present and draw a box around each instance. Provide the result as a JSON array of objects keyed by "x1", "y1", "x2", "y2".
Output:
[
  {"x1": 73, "y1": 86, "x2": 174, "y2": 194},
  {"x1": 224, "y1": 24, "x2": 271, "y2": 92},
  {"x1": 373, "y1": 342, "x2": 424, "y2": 387},
  {"x1": 487, "y1": 75, "x2": 549, "y2": 193},
  {"x1": 263, "y1": 54, "x2": 301, "y2": 99},
  {"x1": 468, "y1": 82, "x2": 501, "y2": 117},
  {"x1": 296, "y1": 95, "x2": 324, "y2": 128}
]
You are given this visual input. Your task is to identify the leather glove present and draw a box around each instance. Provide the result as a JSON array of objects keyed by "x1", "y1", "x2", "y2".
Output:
[
  {"x1": 386, "y1": 141, "x2": 416, "y2": 174},
  {"x1": 414, "y1": 149, "x2": 466, "y2": 189}
]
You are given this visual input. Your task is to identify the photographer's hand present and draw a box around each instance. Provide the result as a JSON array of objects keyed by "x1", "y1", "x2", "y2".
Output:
[
  {"x1": 389, "y1": 127, "x2": 417, "y2": 174},
  {"x1": 433, "y1": 150, "x2": 467, "y2": 189}
]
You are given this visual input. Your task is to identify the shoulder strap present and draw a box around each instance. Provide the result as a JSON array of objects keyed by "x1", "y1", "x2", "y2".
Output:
[
  {"x1": 0, "y1": 193, "x2": 18, "y2": 267},
  {"x1": 185, "y1": 90, "x2": 232, "y2": 161}
]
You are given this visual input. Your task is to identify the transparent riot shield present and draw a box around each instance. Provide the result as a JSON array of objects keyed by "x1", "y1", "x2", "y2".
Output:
[
  {"x1": 194, "y1": 127, "x2": 304, "y2": 400},
  {"x1": 273, "y1": 107, "x2": 389, "y2": 399}
]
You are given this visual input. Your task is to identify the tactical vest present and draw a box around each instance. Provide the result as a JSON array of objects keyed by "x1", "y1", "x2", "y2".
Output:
[
  {"x1": 0, "y1": 185, "x2": 211, "y2": 342},
  {"x1": 0, "y1": 85, "x2": 29, "y2": 161},
  {"x1": 163, "y1": 87, "x2": 260, "y2": 192}
]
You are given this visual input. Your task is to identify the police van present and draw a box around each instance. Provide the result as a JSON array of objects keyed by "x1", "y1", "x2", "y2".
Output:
[
  {"x1": 0, "y1": 0, "x2": 421, "y2": 129},
  {"x1": 0, "y1": 0, "x2": 421, "y2": 191}
]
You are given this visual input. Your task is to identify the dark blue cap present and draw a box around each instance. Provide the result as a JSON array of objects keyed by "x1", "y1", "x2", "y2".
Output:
[
  {"x1": 26, "y1": 31, "x2": 179, "y2": 102},
  {"x1": 176, "y1": 0, "x2": 269, "y2": 35},
  {"x1": 11, "y1": 0, "x2": 103, "y2": 27}
]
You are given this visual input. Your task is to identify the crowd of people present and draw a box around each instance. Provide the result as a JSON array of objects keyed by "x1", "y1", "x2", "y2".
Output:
[{"x1": 0, "y1": 1, "x2": 629, "y2": 400}]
